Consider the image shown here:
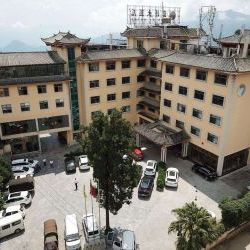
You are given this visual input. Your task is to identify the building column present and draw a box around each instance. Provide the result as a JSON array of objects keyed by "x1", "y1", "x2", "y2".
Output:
[
  {"x1": 181, "y1": 142, "x2": 189, "y2": 158},
  {"x1": 217, "y1": 155, "x2": 225, "y2": 177},
  {"x1": 66, "y1": 130, "x2": 73, "y2": 145},
  {"x1": 136, "y1": 133, "x2": 141, "y2": 147},
  {"x1": 161, "y1": 146, "x2": 167, "y2": 163},
  {"x1": 37, "y1": 135, "x2": 42, "y2": 152}
]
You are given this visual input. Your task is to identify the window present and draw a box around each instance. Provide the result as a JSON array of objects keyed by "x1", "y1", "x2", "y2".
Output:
[
  {"x1": 148, "y1": 107, "x2": 155, "y2": 113},
  {"x1": 212, "y1": 95, "x2": 224, "y2": 106},
  {"x1": 179, "y1": 86, "x2": 188, "y2": 96},
  {"x1": 194, "y1": 90, "x2": 205, "y2": 101},
  {"x1": 122, "y1": 60, "x2": 130, "y2": 69},
  {"x1": 122, "y1": 91, "x2": 130, "y2": 99},
  {"x1": 18, "y1": 86, "x2": 28, "y2": 95},
  {"x1": 137, "y1": 59, "x2": 146, "y2": 67},
  {"x1": 137, "y1": 40, "x2": 143, "y2": 49},
  {"x1": 0, "y1": 88, "x2": 9, "y2": 97},
  {"x1": 91, "y1": 111, "x2": 101, "y2": 119},
  {"x1": 107, "y1": 108, "x2": 116, "y2": 115},
  {"x1": 192, "y1": 108, "x2": 202, "y2": 119},
  {"x1": 122, "y1": 77, "x2": 130, "y2": 84},
  {"x1": 54, "y1": 83, "x2": 63, "y2": 92},
  {"x1": 176, "y1": 120, "x2": 184, "y2": 129},
  {"x1": 179, "y1": 40, "x2": 187, "y2": 51},
  {"x1": 20, "y1": 102, "x2": 30, "y2": 112},
  {"x1": 148, "y1": 93, "x2": 155, "y2": 98},
  {"x1": 37, "y1": 85, "x2": 47, "y2": 94},
  {"x1": 163, "y1": 114, "x2": 170, "y2": 123},
  {"x1": 196, "y1": 70, "x2": 207, "y2": 81},
  {"x1": 177, "y1": 103, "x2": 186, "y2": 113},
  {"x1": 149, "y1": 77, "x2": 156, "y2": 83},
  {"x1": 90, "y1": 96, "x2": 100, "y2": 104},
  {"x1": 107, "y1": 78, "x2": 116, "y2": 86},
  {"x1": 39, "y1": 101, "x2": 48, "y2": 109},
  {"x1": 2, "y1": 224, "x2": 10, "y2": 230},
  {"x1": 137, "y1": 75, "x2": 145, "y2": 82},
  {"x1": 180, "y1": 67, "x2": 190, "y2": 77},
  {"x1": 207, "y1": 133, "x2": 218, "y2": 144},
  {"x1": 89, "y1": 63, "x2": 99, "y2": 72},
  {"x1": 165, "y1": 82, "x2": 173, "y2": 91},
  {"x1": 166, "y1": 64, "x2": 174, "y2": 74},
  {"x1": 107, "y1": 93, "x2": 116, "y2": 101},
  {"x1": 214, "y1": 73, "x2": 227, "y2": 85},
  {"x1": 209, "y1": 114, "x2": 222, "y2": 126},
  {"x1": 191, "y1": 126, "x2": 200, "y2": 136},
  {"x1": 164, "y1": 99, "x2": 171, "y2": 107},
  {"x1": 1, "y1": 119, "x2": 36, "y2": 135},
  {"x1": 12, "y1": 220, "x2": 21, "y2": 226},
  {"x1": 121, "y1": 105, "x2": 130, "y2": 112},
  {"x1": 56, "y1": 99, "x2": 64, "y2": 107},
  {"x1": 89, "y1": 80, "x2": 99, "y2": 88},
  {"x1": 2, "y1": 104, "x2": 12, "y2": 113},
  {"x1": 137, "y1": 89, "x2": 145, "y2": 97},
  {"x1": 106, "y1": 61, "x2": 116, "y2": 70},
  {"x1": 150, "y1": 60, "x2": 157, "y2": 68}
]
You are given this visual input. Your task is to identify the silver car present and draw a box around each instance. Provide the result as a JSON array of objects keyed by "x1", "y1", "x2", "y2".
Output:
[{"x1": 12, "y1": 166, "x2": 34, "y2": 177}]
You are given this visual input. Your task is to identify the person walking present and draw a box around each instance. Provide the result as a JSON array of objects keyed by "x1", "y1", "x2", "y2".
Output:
[{"x1": 74, "y1": 178, "x2": 78, "y2": 191}]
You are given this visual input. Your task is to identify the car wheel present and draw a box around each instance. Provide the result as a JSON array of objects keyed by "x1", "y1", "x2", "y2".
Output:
[{"x1": 15, "y1": 229, "x2": 21, "y2": 234}]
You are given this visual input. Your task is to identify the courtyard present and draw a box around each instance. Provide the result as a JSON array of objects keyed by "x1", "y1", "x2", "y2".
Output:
[{"x1": 0, "y1": 143, "x2": 246, "y2": 250}]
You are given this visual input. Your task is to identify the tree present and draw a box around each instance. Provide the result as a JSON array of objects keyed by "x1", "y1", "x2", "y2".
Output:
[
  {"x1": 79, "y1": 110, "x2": 137, "y2": 232},
  {"x1": 168, "y1": 202, "x2": 224, "y2": 250}
]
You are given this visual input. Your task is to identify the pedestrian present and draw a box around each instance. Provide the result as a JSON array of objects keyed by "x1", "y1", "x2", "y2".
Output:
[
  {"x1": 50, "y1": 160, "x2": 54, "y2": 168},
  {"x1": 74, "y1": 178, "x2": 78, "y2": 191},
  {"x1": 43, "y1": 159, "x2": 46, "y2": 167}
]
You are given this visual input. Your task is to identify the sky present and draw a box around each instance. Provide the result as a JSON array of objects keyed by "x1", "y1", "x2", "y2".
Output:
[{"x1": 0, "y1": 0, "x2": 250, "y2": 47}]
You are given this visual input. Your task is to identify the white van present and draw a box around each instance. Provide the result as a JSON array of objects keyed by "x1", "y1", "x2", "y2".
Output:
[
  {"x1": 0, "y1": 213, "x2": 24, "y2": 239},
  {"x1": 113, "y1": 230, "x2": 136, "y2": 250},
  {"x1": 64, "y1": 214, "x2": 81, "y2": 250},
  {"x1": 82, "y1": 213, "x2": 100, "y2": 241}
]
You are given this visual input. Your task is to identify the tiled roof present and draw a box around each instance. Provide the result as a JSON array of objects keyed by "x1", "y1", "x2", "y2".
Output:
[
  {"x1": 220, "y1": 30, "x2": 250, "y2": 44},
  {"x1": 148, "y1": 49, "x2": 175, "y2": 59},
  {"x1": 42, "y1": 31, "x2": 90, "y2": 45},
  {"x1": 77, "y1": 49, "x2": 145, "y2": 62},
  {"x1": 0, "y1": 75, "x2": 70, "y2": 86},
  {"x1": 0, "y1": 51, "x2": 65, "y2": 67},
  {"x1": 121, "y1": 26, "x2": 204, "y2": 38}
]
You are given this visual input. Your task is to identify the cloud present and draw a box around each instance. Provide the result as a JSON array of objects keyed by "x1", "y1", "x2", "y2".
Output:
[{"x1": 11, "y1": 21, "x2": 29, "y2": 29}]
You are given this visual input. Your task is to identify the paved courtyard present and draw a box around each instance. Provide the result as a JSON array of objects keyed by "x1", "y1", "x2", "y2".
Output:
[{"x1": 1, "y1": 142, "x2": 248, "y2": 250}]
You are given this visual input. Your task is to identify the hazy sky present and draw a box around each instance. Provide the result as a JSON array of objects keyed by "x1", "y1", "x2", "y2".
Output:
[{"x1": 0, "y1": 0, "x2": 250, "y2": 46}]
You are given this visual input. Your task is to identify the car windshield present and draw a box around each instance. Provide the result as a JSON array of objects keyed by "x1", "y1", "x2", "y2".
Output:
[
  {"x1": 10, "y1": 193, "x2": 21, "y2": 198},
  {"x1": 146, "y1": 168, "x2": 153, "y2": 172},
  {"x1": 28, "y1": 160, "x2": 34, "y2": 163},
  {"x1": 147, "y1": 162, "x2": 153, "y2": 167},
  {"x1": 169, "y1": 171, "x2": 176, "y2": 177},
  {"x1": 167, "y1": 178, "x2": 175, "y2": 182},
  {"x1": 141, "y1": 179, "x2": 150, "y2": 188},
  {"x1": 23, "y1": 167, "x2": 29, "y2": 171},
  {"x1": 66, "y1": 233, "x2": 79, "y2": 242}
]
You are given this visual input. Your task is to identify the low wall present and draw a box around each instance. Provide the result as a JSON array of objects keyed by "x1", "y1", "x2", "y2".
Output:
[{"x1": 206, "y1": 221, "x2": 250, "y2": 249}]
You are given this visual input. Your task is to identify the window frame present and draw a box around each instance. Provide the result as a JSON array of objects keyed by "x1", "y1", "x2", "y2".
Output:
[
  {"x1": 190, "y1": 125, "x2": 201, "y2": 137},
  {"x1": 37, "y1": 85, "x2": 47, "y2": 94},
  {"x1": 90, "y1": 96, "x2": 100, "y2": 104},
  {"x1": 20, "y1": 102, "x2": 30, "y2": 112},
  {"x1": 165, "y1": 82, "x2": 173, "y2": 91},
  {"x1": 214, "y1": 73, "x2": 228, "y2": 86},
  {"x1": 106, "y1": 61, "x2": 116, "y2": 71},
  {"x1": 54, "y1": 83, "x2": 63, "y2": 92},
  {"x1": 165, "y1": 64, "x2": 174, "y2": 74},
  {"x1": 1, "y1": 104, "x2": 12, "y2": 113},
  {"x1": 121, "y1": 60, "x2": 131, "y2": 69},
  {"x1": 122, "y1": 76, "x2": 130, "y2": 84},
  {"x1": 107, "y1": 93, "x2": 116, "y2": 102},
  {"x1": 176, "y1": 120, "x2": 184, "y2": 129},
  {"x1": 178, "y1": 86, "x2": 188, "y2": 96},
  {"x1": 196, "y1": 70, "x2": 207, "y2": 81},
  {"x1": 39, "y1": 100, "x2": 48, "y2": 110},
  {"x1": 89, "y1": 80, "x2": 100, "y2": 88},
  {"x1": 106, "y1": 78, "x2": 116, "y2": 86},
  {"x1": 192, "y1": 108, "x2": 203, "y2": 119},
  {"x1": 212, "y1": 94, "x2": 224, "y2": 107},
  {"x1": 122, "y1": 91, "x2": 131, "y2": 99},
  {"x1": 89, "y1": 63, "x2": 99, "y2": 72},
  {"x1": 163, "y1": 114, "x2": 170, "y2": 123},
  {"x1": 207, "y1": 133, "x2": 219, "y2": 145},
  {"x1": 180, "y1": 67, "x2": 190, "y2": 78},
  {"x1": 121, "y1": 105, "x2": 131, "y2": 113},
  {"x1": 56, "y1": 99, "x2": 64, "y2": 108},
  {"x1": 194, "y1": 90, "x2": 205, "y2": 101},
  {"x1": 177, "y1": 103, "x2": 186, "y2": 113},
  {"x1": 164, "y1": 98, "x2": 171, "y2": 108},
  {"x1": 18, "y1": 86, "x2": 28, "y2": 95},
  {"x1": 137, "y1": 59, "x2": 146, "y2": 67},
  {"x1": 209, "y1": 114, "x2": 222, "y2": 126}
]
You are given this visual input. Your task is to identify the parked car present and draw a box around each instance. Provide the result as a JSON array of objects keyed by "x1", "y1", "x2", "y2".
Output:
[
  {"x1": 132, "y1": 147, "x2": 143, "y2": 161},
  {"x1": 78, "y1": 155, "x2": 90, "y2": 171},
  {"x1": 4, "y1": 191, "x2": 32, "y2": 208},
  {"x1": 192, "y1": 163, "x2": 217, "y2": 181},
  {"x1": 82, "y1": 213, "x2": 100, "y2": 241},
  {"x1": 12, "y1": 166, "x2": 34, "y2": 177},
  {"x1": 64, "y1": 158, "x2": 76, "y2": 173},
  {"x1": 8, "y1": 176, "x2": 34, "y2": 193},
  {"x1": 44, "y1": 219, "x2": 58, "y2": 250},
  {"x1": 165, "y1": 167, "x2": 179, "y2": 188},
  {"x1": 138, "y1": 176, "x2": 154, "y2": 198},
  {"x1": 0, "y1": 213, "x2": 24, "y2": 239},
  {"x1": 0, "y1": 205, "x2": 25, "y2": 219},
  {"x1": 11, "y1": 158, "x2": 41, "y2": 173},
  {"x1": 113, "y1": 230, "x2": 136, "y2": 250},
  {"x1": 144, "y1": 160, "x2": 157, "y2": 177}
]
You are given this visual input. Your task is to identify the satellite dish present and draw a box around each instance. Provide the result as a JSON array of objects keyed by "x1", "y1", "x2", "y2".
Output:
[{"x1": 169, "y1": 11, "x2": 176, "y2": 20}]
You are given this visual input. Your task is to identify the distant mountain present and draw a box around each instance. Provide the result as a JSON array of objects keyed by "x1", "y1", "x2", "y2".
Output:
[
  {"x1": 0, "y1": 40, "x2": 47, "y2": 52},
  {"x1": 91, "y1": 32, "x2": 125, "y2": 45}
]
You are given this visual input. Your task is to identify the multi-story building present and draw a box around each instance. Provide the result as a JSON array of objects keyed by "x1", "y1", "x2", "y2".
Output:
[{"x1": 0, "y1": 51, "x2": 72, "y2": 154}]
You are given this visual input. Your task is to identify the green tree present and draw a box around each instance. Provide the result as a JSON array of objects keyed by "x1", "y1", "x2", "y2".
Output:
[
  {"x1": 79, "y1": 110, "x2": 136, "y2": 232},
  {"x1": 168, "y1": 202, "x2": 224, "y2": 250}
]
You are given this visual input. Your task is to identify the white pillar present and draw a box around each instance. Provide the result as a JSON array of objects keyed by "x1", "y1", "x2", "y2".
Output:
[
  {"x1": 161, "y1": 146, "x2": 167, "y2": 163},
  {"x1": 136, "y1": 133, "x2": 141, "y2": 147},
  {"x1": 217, "y1": 155, "x2": 224, "y2": 176},
  {"x1": 181, "y1": 142, "x2": 188, "y2": 158}
]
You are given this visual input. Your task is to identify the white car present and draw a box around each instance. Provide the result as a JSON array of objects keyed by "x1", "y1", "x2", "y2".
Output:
[
  {"x1": 4, "y1": 191, "x2": 32, "y2": 208},
  {"x1": 0, "y1": 205, "x2": 25, "y2": 219},
  {"x1": 12, "y1": 158, "x2": 40, "y2": 173},
  {"x1": 165, "y1": 167, "x2": 179, "y2": 187},
  {"x1": 12, "y1": 166, "x2": 34, "y2": 177},
  {"x1": 144, "y1": 160, "x2": 157, "y2": 176},
  {"x1": 82, "y1": 213, "x2": 100, "y2": 241},
  {"x1": 78, "y1": 155, "x2": 90, "y2": 170}
]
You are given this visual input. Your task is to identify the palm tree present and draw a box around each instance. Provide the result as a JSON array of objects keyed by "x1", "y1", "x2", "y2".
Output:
[{"x1": 168, "y1": 202, "x2": 223, "y2": 250}]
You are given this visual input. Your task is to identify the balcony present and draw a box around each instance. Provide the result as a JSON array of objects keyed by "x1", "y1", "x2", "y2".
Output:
[
  {"x1": 139, "y1": 68, "x2": 162, "y2": 79},
  {"x1": 140, "y1": 82, "x2": 161, "y2": 94},
  {"x1": 139, "y1": 97, "x2": 160, "y2": 109}
]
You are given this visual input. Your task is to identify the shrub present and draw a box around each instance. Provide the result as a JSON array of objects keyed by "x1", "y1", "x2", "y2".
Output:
[
  {"x1": 64, "y1": 148, "x2": 83, "y2": 158},
  {"x1": 157, "y1": 168, "x2": 166, "y2": 191},
  {"x1": 220, "y1": 192, "x2": 250, "y2": 229},
  {"x1": 133, "y1": 164, "x2": 143, "y2": 187},
  {"x1": 0, "y1": 157, "x2": 12, "y2": 190},
  {"x1": 156, "y1": 161, "x2": 167, "y2": 171}
]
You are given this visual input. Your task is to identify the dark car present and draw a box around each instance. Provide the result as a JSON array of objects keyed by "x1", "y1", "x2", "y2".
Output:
[
  {"x1": 138, "y1": 176, "x2": 154, "y2": 198},
  {"x1": 132, "y1": 147, "x2": 143, "y2": 161},
  {"x1": 192, "y1": 163, "x2": 217, "y2": 181},
  {"x1": 64, "y1": 158, "x2": 76, "y2": 173}
]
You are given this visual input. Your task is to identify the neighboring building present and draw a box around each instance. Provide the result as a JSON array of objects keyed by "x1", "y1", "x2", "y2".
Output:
[{"x1": 0, "y1": 51, "x2": 72, "y2": 154}]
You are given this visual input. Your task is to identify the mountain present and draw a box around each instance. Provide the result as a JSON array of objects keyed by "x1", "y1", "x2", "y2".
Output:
[
  {"x1": 91, "y1": 32, "x2": 125, "y2": 45},
  {"x1": 0, "y1": 40, "x2": 47, "y2": 52}
]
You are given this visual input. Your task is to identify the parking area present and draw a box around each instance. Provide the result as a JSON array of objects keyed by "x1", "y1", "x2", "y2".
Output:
[{"x1": 1, "y1": 144, "x2": 248, "y2": 250}]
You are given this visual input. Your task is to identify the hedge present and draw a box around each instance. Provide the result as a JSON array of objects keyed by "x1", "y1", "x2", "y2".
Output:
[
  {"x1": 133, "y1": 164, "x2": 143, "y2": 187},
  {"x1": 156, "y1": 162, "x2": 167, "y2": 190},
  {"x1": 219, "y1": 192, "x2": 250, "y2": 229}
]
